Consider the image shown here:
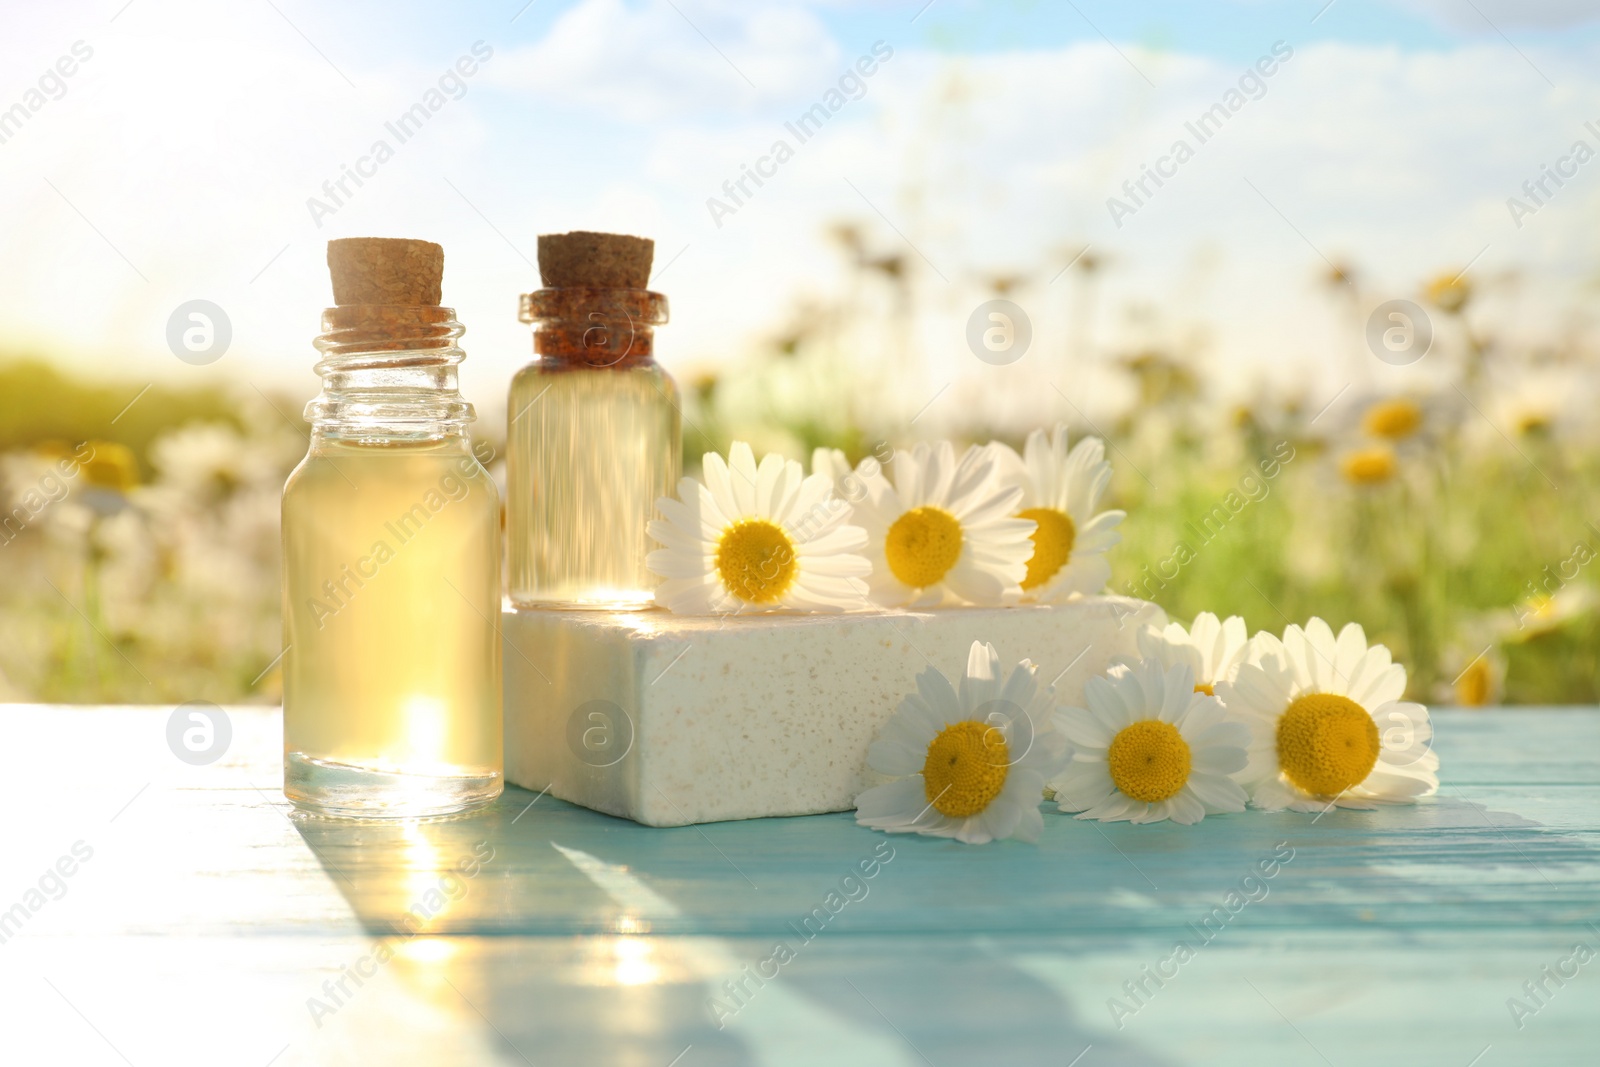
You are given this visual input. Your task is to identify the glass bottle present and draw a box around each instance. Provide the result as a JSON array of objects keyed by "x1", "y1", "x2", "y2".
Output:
[
  {"x1": 282, "y1": 295, "x2": 503, "y2": 818},
  {"x1": 507, "y1": 238, "x2": 680, "y2": 609}
]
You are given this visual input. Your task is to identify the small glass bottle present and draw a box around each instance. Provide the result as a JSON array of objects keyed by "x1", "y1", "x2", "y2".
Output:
[
  {"x1": 507, "y1": 231, "x2": 680, "y2": 609},
  {"x1": 282, "y1": 238, "x2": 502, "y2": 818}
]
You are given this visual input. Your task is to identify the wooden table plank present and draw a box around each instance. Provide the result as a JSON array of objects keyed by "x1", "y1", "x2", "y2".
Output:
[{"x1": 1, "y1": 706, "x2": 1597, "y2": 1065}]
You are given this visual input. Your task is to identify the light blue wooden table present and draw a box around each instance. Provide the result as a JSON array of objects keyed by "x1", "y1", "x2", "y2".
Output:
[{"x1": 1, "y1": 706, "x2": 1596, "y2": 1066}]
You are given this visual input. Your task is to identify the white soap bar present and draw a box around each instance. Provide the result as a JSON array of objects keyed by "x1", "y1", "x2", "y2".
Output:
[{"x1": 502, "y1": 596, "x2": 1165, "y2": 827}]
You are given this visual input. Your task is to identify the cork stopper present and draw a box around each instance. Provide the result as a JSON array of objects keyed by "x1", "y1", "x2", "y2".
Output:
[
  {"x1": 537, "y1": 231, "x2": 654, "y2": 289},
  {"x1": 327, "y1": 238, "x2": 443, "y2": 306}
]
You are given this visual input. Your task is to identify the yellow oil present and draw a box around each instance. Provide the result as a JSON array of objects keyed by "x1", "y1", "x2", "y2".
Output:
[
  {"x1": 507, "y1": 362, "x2": 680, "y2": 608},
  {"x1": 282, "y1": 436, "x2": 501, "y2": 811}
]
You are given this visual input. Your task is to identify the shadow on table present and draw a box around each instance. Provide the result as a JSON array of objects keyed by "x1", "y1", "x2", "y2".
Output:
[
  {"x1": 290, "y1": 783, "x2": 1600, "y2": 1066},
  {"x1": 290, "y1": 791, "x2": 1182, "y2": 1067}
]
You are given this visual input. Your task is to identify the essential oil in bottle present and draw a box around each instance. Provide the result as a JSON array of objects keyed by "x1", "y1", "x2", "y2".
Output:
[
  {"x1": 282, "y1": 238, "x2": 503, "y2": 818},
  {"x1": 506, "y1": 231, "x2": 681, "y2": 609}
]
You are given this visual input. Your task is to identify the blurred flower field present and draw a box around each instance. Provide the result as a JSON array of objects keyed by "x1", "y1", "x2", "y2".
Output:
[
  {"x1": 0, "y1": 371, "x2": 301, "y2": 704},
  {"x1": 2, "y1": 252, "x2": 1597, "y2": 706}
]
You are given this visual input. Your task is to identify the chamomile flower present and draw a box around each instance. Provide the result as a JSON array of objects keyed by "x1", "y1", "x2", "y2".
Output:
[
  {"x1": 1360, "y1": 397, "x2": 1425, "y2": 441},
  {"x1": 986, "y1": 425, "x2": 1124, "y2": 601},
  {"x1": 1339, "y1": 445, "x2": 1398, "y2": 486},
  {"x1": 847, "y1": 441, "x2": 1035, "y2": 607},
  {"x1": 1424, "y1": 270, "x2": 1471, "y2": 314},
  {"x1": 1506, "y1": 584, "x2": 1597, "y2": 642},
  {"x1": 1050, "y1": 660, "x2": 1249, "y2": 825},
  {"x1": 1216, "y1": 619, "x2": 1440, "y2": 812},
  {"x1": 1133, "y1": 613, "x2": 1253, "y2": 696},
  {"x1": 646, "y1": 442, "x2": 871, "y2": 614},
  {"x1": 855, "y1": 641, "x2": 1068, "y2": 844},
  {"x1": 1486, "y1": 367, "x2": 1575, "y2": 441},
  {"x1": 1439, "y1": 644, "x2": 1504, "y2": 707}
]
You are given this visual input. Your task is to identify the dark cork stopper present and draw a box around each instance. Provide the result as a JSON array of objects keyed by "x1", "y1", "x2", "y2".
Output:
[
  {"x1": 327, "y1": 238, "x2": 444, "y2": 306},
  {"x1": 537, "y1": 231, "x2": 654, "y2": 289}
]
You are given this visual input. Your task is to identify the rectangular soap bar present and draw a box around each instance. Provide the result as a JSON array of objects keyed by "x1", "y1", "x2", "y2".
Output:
[{"x1": 502, "y1": 597, "x2": 1164, "y2": 827}]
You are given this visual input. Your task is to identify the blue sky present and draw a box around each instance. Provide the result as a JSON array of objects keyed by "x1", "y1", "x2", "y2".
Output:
[
  {"x1": 273, "y1": 0, "x2": 1600, "y2": 65},
  {"x1": 830, "y1": 0, "x2": 1600, "y2": 57}
]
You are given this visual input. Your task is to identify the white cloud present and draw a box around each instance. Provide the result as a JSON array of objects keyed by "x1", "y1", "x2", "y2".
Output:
[{"x1": 487, "y1": 0, "x2": 843, "y2": 122}]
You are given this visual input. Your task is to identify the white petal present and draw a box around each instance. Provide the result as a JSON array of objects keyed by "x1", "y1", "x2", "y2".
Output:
[
  {"x1": 944, "y1": 557, "x2": 1018, "y2": 607},
  {"x1": 866, "y1": 739, "x2": 925, "y2": 777},
  {"x1": 916, "y1": 663, "x2": 962, "y2": 721},
  {"x1": 1186, "y1": 773, "x2": 1247, "y2": 813},
  {"x1": 855, "y1": 777, "x2": 932, "y2": 827},
  {"x1": 1333, "y1": 621, "x2": 1371, "y2": 686},
  {"x1": 1077, "y1": 791, "x2": 1138, "y2": 822},
  {"x1": 1248, "y1": 777, "x2": 1300, "y2": 812},
  {"x1": 1057, "y1": 705, "x2": 1112, "y2": 749},
  {"x1": 1354, "y1": 661, "x2": 1407, "y2": 710},
  {"x1": 977, "y1": 789, "x2": 1025, "y2": 842},
  {"x1": 1051, "y1": 760, "x2": 1116, "y2": 811},
  {"x1": 1166, "y1": 790, "x2": 1207, "y2": 825}
]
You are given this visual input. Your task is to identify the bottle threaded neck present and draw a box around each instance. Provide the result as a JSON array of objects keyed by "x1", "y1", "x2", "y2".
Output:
[
  {"x1": 307, "y1": 305, "x2": 474, "y2": 435},
  {"x1": 520, "y1": 288, "x2": 668, "y2": 367}
]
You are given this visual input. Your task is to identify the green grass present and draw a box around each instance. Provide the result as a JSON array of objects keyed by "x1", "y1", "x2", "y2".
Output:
[
  {"x1": 2, "y1": 356, "x2": 1595, "y2": 706},
  {"x1": 0, "y1": 359, "x2": 248, "y2": 478}
]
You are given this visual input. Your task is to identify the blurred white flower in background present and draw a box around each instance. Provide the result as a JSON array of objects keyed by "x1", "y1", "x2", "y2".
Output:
[{"x1": 0, "y1": 398, "x2": 302, "y2": 703}]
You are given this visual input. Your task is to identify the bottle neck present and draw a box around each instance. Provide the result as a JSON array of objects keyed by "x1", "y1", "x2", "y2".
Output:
[
  {"x1": 520, "y1": 288, "x2": 669, "y2": 368},
  {"x1": 306, "y1": 305, "x2": 475, "y2": 440}
]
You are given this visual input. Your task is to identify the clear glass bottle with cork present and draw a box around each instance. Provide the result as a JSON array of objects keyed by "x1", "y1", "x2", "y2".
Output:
[
  {"x1": 282, "y1": 237, "x2": 503, "y2": 818},
  {"x1": 507, "y1": 231, "x2": 681, "y2": 609}
]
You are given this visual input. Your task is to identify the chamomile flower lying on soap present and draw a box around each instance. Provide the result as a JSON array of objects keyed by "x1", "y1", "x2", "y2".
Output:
[
  {"x1": 646, "y1": 441, "x2": 871, "y2": 614},
  {"x1": 1133, "y1": 612, "x2": 1254, "y2": 695},
  {"x1": 847, "y1": 441, "x2": 1035, "y2": 607},
  {"x1": 986, "y1": 424, "x2": 1124, "y2": 602},
  {"x1": 1050, "y1": 660, "x2": 1249, "y2": 825},
  {"x1": 855, "y1": 641, "x2": 1068, "y2": 844},
  {"x1": 1215, "y1": 618, "x2": 1440, "y2": 812}
]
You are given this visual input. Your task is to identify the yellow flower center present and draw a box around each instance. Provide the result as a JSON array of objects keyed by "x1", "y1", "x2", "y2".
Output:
[
  {"x1": 1518, "y1": 593, "x2": 1569, "y2": 636},
  {"x1": 885, "y1": 506, "x2": 963, "y2": 589},
  {"x1": 79, "y1": 441, "x2": 140, "y2": 493},
  {"x1": 1426, "y1": 273, "x2": 1470, "y2": 313},
  {"x1": 922, "y1": 720, "x2": 1009, "y2": 818},
  {"x1": 1193, "y1": 682, "x2": 1215, "y2": 696},
  {"x1": 714, "y1": 519, "x2": 798, "y2": 604},
  {"x1": 1362, "y1": 398, "x2": 1423, "y2": 440},
  {"x1": 1515, "y1": 411, "x2": 1551, "y2": 437},
  {"x1": 1018, "y1": 507, "x2": 1076, "y2": 590},
  {"x1": 1107, "y1": 720, "x2": 1191, "y2": 803},
  {"x1": 1276, "y1": 693, "x2": 1380, "y2": 796},
  {"x1": 1340, "y1": 446, "x2": 1397, "y2": 486},
  {"x1": 1455, "y1": 658, "x2": 1494, "y2": 707}
]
